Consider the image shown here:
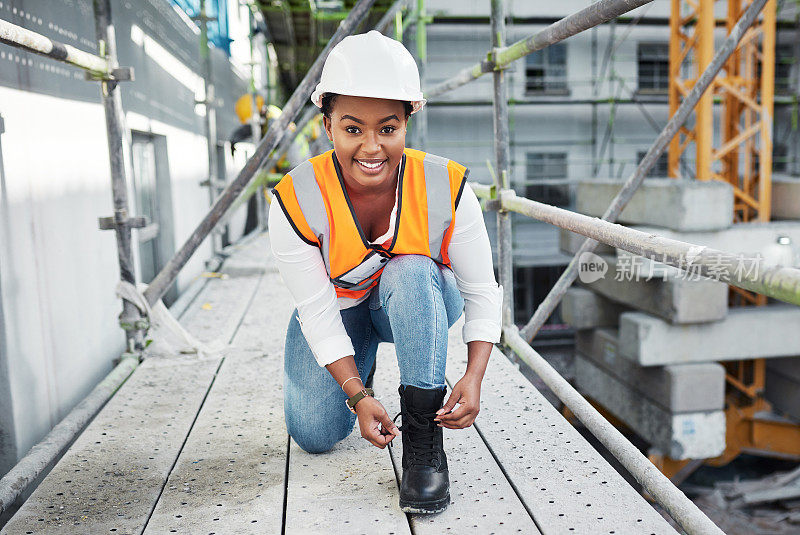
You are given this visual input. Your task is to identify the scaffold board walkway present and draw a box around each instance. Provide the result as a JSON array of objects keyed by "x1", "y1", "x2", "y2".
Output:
[{"x1": 1, "y1": 233, "x2": 676, "y2": 535}]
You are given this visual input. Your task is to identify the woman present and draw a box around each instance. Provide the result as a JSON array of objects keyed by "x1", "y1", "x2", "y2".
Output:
[{"x1": 268, "y1": 30, "x2": 502, "y2": 514}]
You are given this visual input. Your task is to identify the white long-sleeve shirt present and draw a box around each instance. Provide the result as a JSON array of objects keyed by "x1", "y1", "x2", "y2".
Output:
[{"x1": 268, "y1": 172, "x2": 503, "y2": 367}]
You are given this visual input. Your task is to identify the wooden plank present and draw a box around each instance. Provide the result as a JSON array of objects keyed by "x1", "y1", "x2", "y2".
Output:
[
  {"x1": 1, "y1": 356, "x2": 222, "y2": 535},
  {"x1": 444, "y1": 320, "x2": 678, "y2": 535},
  {"x1": 143, "y1": 243, "x2": 292, "y2": 534},
  {"x1": 375, "y1": 341, "x2": 541, "y2": 534}
]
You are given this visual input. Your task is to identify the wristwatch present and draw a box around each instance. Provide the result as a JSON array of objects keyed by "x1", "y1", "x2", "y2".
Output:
[{"x1": 346, "y1": 388, "x2": 374, "y2": 414}]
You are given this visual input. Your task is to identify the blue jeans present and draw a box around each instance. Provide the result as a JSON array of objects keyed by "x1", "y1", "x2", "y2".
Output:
[{"x1": 283, "y1": 254, "x2": 465, "y2": 454}]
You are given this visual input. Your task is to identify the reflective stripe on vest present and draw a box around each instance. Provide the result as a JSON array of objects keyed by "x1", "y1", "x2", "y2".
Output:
[
  {"x1": 288, "y1": 160, "x2": 331, "y2": 273},
  {"x1": 423, "y1": 152, "x2": 453, "y2": 263}
]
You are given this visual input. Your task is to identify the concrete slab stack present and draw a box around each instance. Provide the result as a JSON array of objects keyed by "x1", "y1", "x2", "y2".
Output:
[
  {"x1": 575, "y1": 178, "x2": 734, "y2": 231},
  {"x1": 573, "y1": 329, "x2": 725, "y2": 459},
  {"x1": 580, "y1": 254, "x2": 728, "y2": 324},
  {"x1": 558, "y1": 178, "x2": 800, "y2": 460},
  {"x1": 619, "y1": 306, "x2": 800, "y2": 365}
]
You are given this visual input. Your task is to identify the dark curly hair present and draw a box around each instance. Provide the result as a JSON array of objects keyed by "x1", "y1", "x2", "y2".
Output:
[{"x1": 321, "y1": 93, "x2": 413, "y2": 119}]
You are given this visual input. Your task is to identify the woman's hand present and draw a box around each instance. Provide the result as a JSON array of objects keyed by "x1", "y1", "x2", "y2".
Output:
[
  {"x1": 355, "y1": 396, "x2": 400, "y2": 448},
  {"x1": 434, "y1": 372, "x2": 482, "y2": 429}
]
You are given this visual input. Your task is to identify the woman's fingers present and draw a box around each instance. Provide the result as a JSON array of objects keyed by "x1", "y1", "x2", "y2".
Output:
[
  {"x1": 435, "y1": 391, "x2": 463, "y2": 423},
  {"x1": 362, "y1": 422, "x2": 387, "y2": 448},
  {"x1": 438, "y1": 416, "x2": 476, "y2": 429},
  {"x1": 436, "y1": 374, "x2": 482, "y2": 430},
  {"x1": 436, "y1": 401, "x2": 469, "y2": 423},
  {"x1": 357, "y1": 399, "x2": 399, "y2": 448},
  {"x1": 438, "y1": 391, "x2": 461, "y2": 416},
  {"x1": 436, "y1": 402, "x2": 464, "y2": 421},
  {"x1": 378, "y1": 412, "x2": 400, "y2": 438},
  {"x1": 370, "y1": 417, "x2": 397, "y2": 448},
  {"x1": 436, "y1": 403, "x2": 479, "y2": 429}
]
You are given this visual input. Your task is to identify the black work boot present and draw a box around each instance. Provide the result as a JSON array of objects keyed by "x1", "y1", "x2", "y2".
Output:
[{"x1": 396, "y1": 384, "x2": 450, "y2": 514}]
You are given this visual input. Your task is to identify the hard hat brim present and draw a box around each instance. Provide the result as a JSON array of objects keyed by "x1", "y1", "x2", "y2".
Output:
[{"x1": 311, "y1": 89, "x2": 426, "y2": 114}]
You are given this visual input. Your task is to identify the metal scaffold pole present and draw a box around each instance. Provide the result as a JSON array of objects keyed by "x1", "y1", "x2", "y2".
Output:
[
  {"x1": 414, "y1": 0, "x2": 427, "y2": 148},
  {"x1": 490, "y1": 0, "x2": 514, "y2": 344},
  {"x1": 0, "y1": 19, "x2": 109, "y2": 75},
  {"x1": 198, "y1": 0, "x2": 221, "y2": 254},
  {"x1": 247, "y1": 6, "x2": 268, "y2": 231},
  {"x1": 93, "y1": 0, "x2": 145, "y2": 356},
  {"x1": 518, "y1": 0, "x2": 770, "y2": 342}
]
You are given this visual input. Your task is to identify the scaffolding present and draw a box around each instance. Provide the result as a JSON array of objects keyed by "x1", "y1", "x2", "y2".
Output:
[{"x1": 2, "y1": 0, "x2": 800, "y2": 533}]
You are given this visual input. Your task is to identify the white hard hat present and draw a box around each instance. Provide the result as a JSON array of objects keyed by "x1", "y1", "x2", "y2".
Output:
[{"x1": 311, "y1": 30, "x2": 426, "y2": 114}]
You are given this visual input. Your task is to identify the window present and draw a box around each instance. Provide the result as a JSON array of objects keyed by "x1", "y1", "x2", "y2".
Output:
[
  {"x1": 637, "y1": 151, "x2": 669, "y2": 177},
  {"x1": 776, "y1": 44, "x2": 795, "y2": 95},
  {"x1": 523, "y1": 153, "x2": 570, "y2": 206},
  {"x1": 525, "y1": 43, "x2": 568, "y2": 94},
  {"x1": 637, "y1": 43, "x2": 669, "y2": 93}
]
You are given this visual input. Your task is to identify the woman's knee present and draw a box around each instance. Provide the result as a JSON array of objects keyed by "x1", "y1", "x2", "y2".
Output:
[
  {"x1": 288, "y1": 424, "x2": 341, "y2": 454},
  {"x1": 284, "y1": 397, "x2": 353, "y2": 454},
  {"x1": 380, "y1": 254, "x2": 438, "y2": 295},
  {"x1": 379, "y1": 255, "x2": 463, "y2": 320},
  {"x1": 383, "y1": 253, "x2": 434, "y2": 274}
]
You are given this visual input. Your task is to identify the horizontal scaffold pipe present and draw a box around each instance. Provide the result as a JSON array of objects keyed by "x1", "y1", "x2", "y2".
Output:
[
  {"x1": 142, "y1": 0, "x2": 383, "y2": 307},
  {"x1": 425, "y1": 0, "x2": 652, "y2": 98},
  {"x1": 503, "y1": 327, "x2": 725, "y2": 535},
  {"x1": 518, "y1": 0, "x2": 769, "y2": 342},
  {"x1": 0, "y1": 18, "x2": 110, "y2": 76},
  {"x1": 473, "y1": 184, "x2": 800, "y2": 306}
]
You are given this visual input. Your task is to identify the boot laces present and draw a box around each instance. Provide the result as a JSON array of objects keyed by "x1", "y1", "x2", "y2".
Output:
[{"x1": 390, "y1": 410, "x2": 440, "y2": 468}]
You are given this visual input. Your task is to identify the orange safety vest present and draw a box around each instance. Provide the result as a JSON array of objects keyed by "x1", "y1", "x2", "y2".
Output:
[{"x1": 271, "y1": 148, "x2": 469, "y2": 301}]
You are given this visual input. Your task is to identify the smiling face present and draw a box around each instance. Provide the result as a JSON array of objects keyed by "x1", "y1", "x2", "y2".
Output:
[{"x1": 322, "y1": 95, "x2": 408, "y2": 197}]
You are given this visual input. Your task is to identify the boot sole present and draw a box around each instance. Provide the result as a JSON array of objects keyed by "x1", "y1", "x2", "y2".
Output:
[{"x1": 399, "y1": 494, "x2": 450, "y2": 514}]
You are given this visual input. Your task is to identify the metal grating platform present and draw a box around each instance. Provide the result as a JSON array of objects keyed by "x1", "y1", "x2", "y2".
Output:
[{"x1": 1, "y1": 232, "x2": 677, "y2": 535}]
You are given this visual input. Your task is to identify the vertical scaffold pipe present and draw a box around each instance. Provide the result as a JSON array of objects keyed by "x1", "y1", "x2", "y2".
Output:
[
  {"x1": 375, "y1": 0, "x2": 409, "y2": 33},
  {"x1": 199, "y1": 0, "x2": 220, "y2": 254},
  {"x1": 519, "y1": 0, "x2": 770, "y2": 342},
  {"x1": 415, "y1": 0, "x2": 428, "y2": 148},
  {"x1": 93, "y1": 0, "x2": 144, "y2": 354},
  {"x1": 491, "y1": 0, "x2": 515, "y2": 337},
  {"x1": 246, "y1": 7, "x2": 267, "y2": 231}
]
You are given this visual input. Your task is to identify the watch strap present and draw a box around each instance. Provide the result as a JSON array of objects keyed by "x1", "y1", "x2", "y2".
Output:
[{"x1": 346, "y1": 388, "x2": 374, "y2": 413}]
